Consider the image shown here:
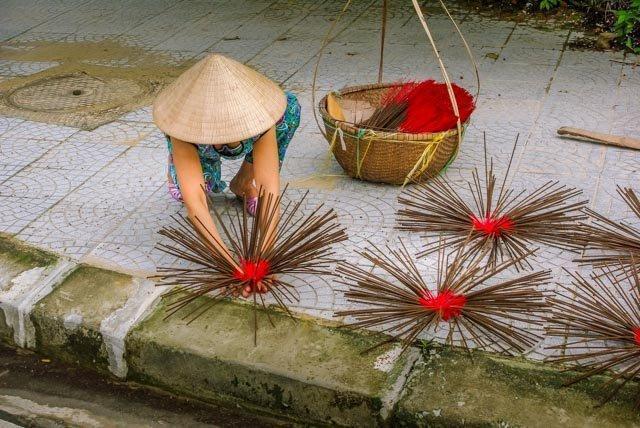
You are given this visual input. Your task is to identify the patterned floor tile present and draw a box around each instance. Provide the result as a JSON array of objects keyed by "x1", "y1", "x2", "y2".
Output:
[
  {"x1": 17, "y1": 146, "x2": 166, "y2": 257},
  {"x1": 66, "y1": 121, "x2": 158, "y2": 146},
  {"x1": 119, "y1": 106, "x2": 153, "y2": 123},
  {"x1": 0, "y1": 59, "x2": 59, "y2": 76},
  {"x1": 0, "y1": 137, "x2": 59, "y2": 167},
  {"x1": 30, "y1": 141, "x2": 128, "y2": 171},
  {"x1": 0, "y1": 116, "x2": 25, "y2": 135},
  {"x1": 1, "y1": 120, "x2": 78, "y2": 141},
  {"x1": 0, "y1": 195, "x2": 56, "y2": 234}
]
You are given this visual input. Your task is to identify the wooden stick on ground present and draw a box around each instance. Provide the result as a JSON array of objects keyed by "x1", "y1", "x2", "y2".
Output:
[{"x1": 557, "y1": 127, "x2": 640, "y2": 151}]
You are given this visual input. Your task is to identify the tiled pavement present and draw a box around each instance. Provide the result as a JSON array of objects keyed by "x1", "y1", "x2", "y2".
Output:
[{"x1": 1, "y1": 0, "x2": 638, "y2": 357}]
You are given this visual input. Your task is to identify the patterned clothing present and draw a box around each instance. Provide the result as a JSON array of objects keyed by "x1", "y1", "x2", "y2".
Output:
[{"x1": 166, "y1": 91, "x2": 301, "y2": 201}]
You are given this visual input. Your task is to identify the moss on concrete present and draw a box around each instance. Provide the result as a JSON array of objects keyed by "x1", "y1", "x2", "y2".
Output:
[
  {"x1": 0, "y1": 233, "x2": 57, "y2": 271},
  {"x1": 393, "y1": 348, "x2": 640, "y2": 427},
  {"x1": 0, "y1": 233, "x2": 57, "y2": 291},
  {"x1": 30, "y1": 265, "x2": 134, "y2": 372},
  {"x1": 0, "y1": 311, "x2": 12, "y2": 345},
  {"x1": 0, "y1": 234, "x2": 58, "y2": 345},
  {"x1": 126, "y1": 296, "x2": 412, "y2": 426}
]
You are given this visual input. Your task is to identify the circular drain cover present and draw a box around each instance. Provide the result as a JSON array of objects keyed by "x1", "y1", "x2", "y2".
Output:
[{"x1": 6, "y1": 73, "x2": 145, "y2": 113}]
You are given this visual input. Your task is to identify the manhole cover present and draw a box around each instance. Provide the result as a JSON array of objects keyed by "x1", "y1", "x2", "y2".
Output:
[
  {"x1": 0, "y1": 72, "x2": 157, "y2": 130},
  {"x1": 7, "y1": 74, "x2": 144, "y2": 112}
]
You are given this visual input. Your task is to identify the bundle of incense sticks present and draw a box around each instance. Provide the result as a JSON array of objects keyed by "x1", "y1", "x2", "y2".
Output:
[
  {"x1": 155, "y1": 188, "x2": 347, "y2": 344},
  {"x1": 578, "y1": 186, "x2": 640, "y2": 277},
  {"x1": 396, "y1": 134, "x2": 587, "y2": 270},
  {"x1": 547, "y1": 265, "x2": 640, "y2": 405},
  {"x1": 359, "y1": 83, "x2": 416, "y2": 130},
  {"x1": 335, "y1": 240, "x2": 550, "y2": 355}
]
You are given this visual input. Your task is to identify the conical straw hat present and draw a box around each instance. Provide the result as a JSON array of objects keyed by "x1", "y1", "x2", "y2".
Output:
[{"x1": 153, "y1": 54, "x2": 286, "y2": 145}]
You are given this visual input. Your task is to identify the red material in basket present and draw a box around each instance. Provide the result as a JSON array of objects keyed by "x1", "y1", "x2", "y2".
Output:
[{"x1": 382, "y1": 80, "x2": 475, "y2": 134}]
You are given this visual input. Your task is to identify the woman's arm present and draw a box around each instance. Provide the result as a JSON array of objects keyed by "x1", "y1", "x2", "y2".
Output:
[
  {"x1": 170, "y1": 136, "x2": 237, "y2": 268},
  {"x1": 251, "y1": 126, "x2": 280, "y2": 249}
]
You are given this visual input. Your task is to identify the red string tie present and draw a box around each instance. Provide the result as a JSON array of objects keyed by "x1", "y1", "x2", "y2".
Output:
[
  {"x1": 633, "y1": 327, "x2": 640, "y2": 346},
  {"x1": 233, "y1": 259, "x2": 270, "y2": 285},
  {"x1": 419, "y1": 290, "x2": 467, "y2": 321},
  {"x1": 470, "y1": 214, "x2": 514, "y2": 237}
]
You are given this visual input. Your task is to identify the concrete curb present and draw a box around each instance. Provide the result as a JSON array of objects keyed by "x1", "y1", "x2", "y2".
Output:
[
  {"x1": 391, "y1": 347, "x2": 640, "y2": 427},
  {"x1": 99, "y1": 278, "x2": 166, "y2": 378},
  {"x1": 1, "y1": 258, "x2": 75, "y2": 348},
  {"x1": 126, "y1": 297, "x2": 417, "y2": 426}
]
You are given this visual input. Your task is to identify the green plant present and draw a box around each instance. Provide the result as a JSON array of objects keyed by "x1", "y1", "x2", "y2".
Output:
[
  {"x1": 540, "y1": 0, "x2": 562, "y2": 10},
  {"x1": 614, "y1": 0, "x2": 640, "y2": 52}
]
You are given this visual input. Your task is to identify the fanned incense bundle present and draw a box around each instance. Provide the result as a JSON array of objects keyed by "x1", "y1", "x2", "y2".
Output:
[
  {"x1": 155, "y1": 188, "x2": 347, "y2": 343},
  {"x1": 335, "y1": 241, "x2": 550, "y2": 355},
  {"x1": 547, "y1": 265, "x2": 640, "y2": 405},
  {"x1": 578, "y1": 186, "x2": 640, "y2": 277},
  {"x1": 396, "y1": 135, "x2": 587, "y2": 270},
  {"x1": 358, "y1": 80, "x2": 475, "y2": 133}
]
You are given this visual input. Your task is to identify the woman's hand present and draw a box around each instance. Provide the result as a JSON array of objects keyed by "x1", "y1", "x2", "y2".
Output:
[{"x1": 241, "y1": 276, "x2": 276, "y2": 298}]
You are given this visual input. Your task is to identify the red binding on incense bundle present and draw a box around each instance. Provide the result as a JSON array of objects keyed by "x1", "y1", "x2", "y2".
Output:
[
  {"x1": 470, "y1": 214, "x2": 514, "y2": 238},
  {"x1": 154, "y1": 187, "x2": 347, "y2": 345},
  {"x1": 418, "y1": 290, "x2": 466, "y2": 321},
  {"x1": 336, "y1": 239, "x2": 549, "y2": 356},
  {"x1": 233, "y1": 259, "x2": 271, "y2": 291}
]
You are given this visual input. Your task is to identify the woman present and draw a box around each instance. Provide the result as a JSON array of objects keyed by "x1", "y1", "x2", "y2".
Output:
[{"x1": 153, "y1": 54, "x2": 300, "y2": 296}]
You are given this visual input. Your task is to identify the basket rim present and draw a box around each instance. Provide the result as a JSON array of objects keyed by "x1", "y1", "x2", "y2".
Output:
[{"x1": 318, "y1": 82, "x2": 469, "y2": 141}]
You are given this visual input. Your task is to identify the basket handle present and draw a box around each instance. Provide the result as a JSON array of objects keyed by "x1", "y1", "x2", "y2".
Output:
[
  {"x1": 378, "y1": 0, "x2": 387, "y2": 84},
  {"x1": 311, "y1": 0, "x2": 387, "y2": 139},
  {"x1": 311, "y1": 0, "x2": 353, "y2": 140},
  {"x1": 410, "y1": 0, "x2": 480, "y2": 148},
  {"x1": 436, "y1": 0, "x2": 481, "y2": 102}
]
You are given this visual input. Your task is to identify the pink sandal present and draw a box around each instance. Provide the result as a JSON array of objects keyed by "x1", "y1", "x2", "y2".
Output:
[{"x1": 236, "y1": 195, "x2": 258, "y2": 217}]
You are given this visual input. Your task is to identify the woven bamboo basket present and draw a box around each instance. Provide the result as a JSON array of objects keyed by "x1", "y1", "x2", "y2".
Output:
[
  {"x1": 312, "y1": 0, "x2": 479, "y2": 186},
  {"x1": 319, "y1": 83, "x2": 465, "y2": 185}
]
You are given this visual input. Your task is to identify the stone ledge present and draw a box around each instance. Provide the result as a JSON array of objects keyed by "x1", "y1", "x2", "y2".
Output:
[
  {"x1": 125, "y1": 297, "x2": 418, "y2": 427},
  {"x1": 0, "y1": 233, "x2": 74, "y2": 347},
  {"x1": 392, "y1": 347, "x2": 640, "y2": 427},
  {"x1": 30, "y1": 265, "x2": 162, "y2": 376}
]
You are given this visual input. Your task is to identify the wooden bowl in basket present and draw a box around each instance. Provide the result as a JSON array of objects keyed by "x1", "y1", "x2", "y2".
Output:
[{"x1": 319, "y1": 83, "x2": 466, "y2": 186}]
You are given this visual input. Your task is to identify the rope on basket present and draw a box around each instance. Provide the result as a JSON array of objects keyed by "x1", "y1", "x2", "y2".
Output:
[
  {"x1": 402, "y1": 133, "x2": 445, "y2": 186},
  {"x1": 355, "y1": 130, "x2": 373, "y2": 179},
  {"x1": 324, "y1": 120, "x2": 450, "y2": 183}
]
